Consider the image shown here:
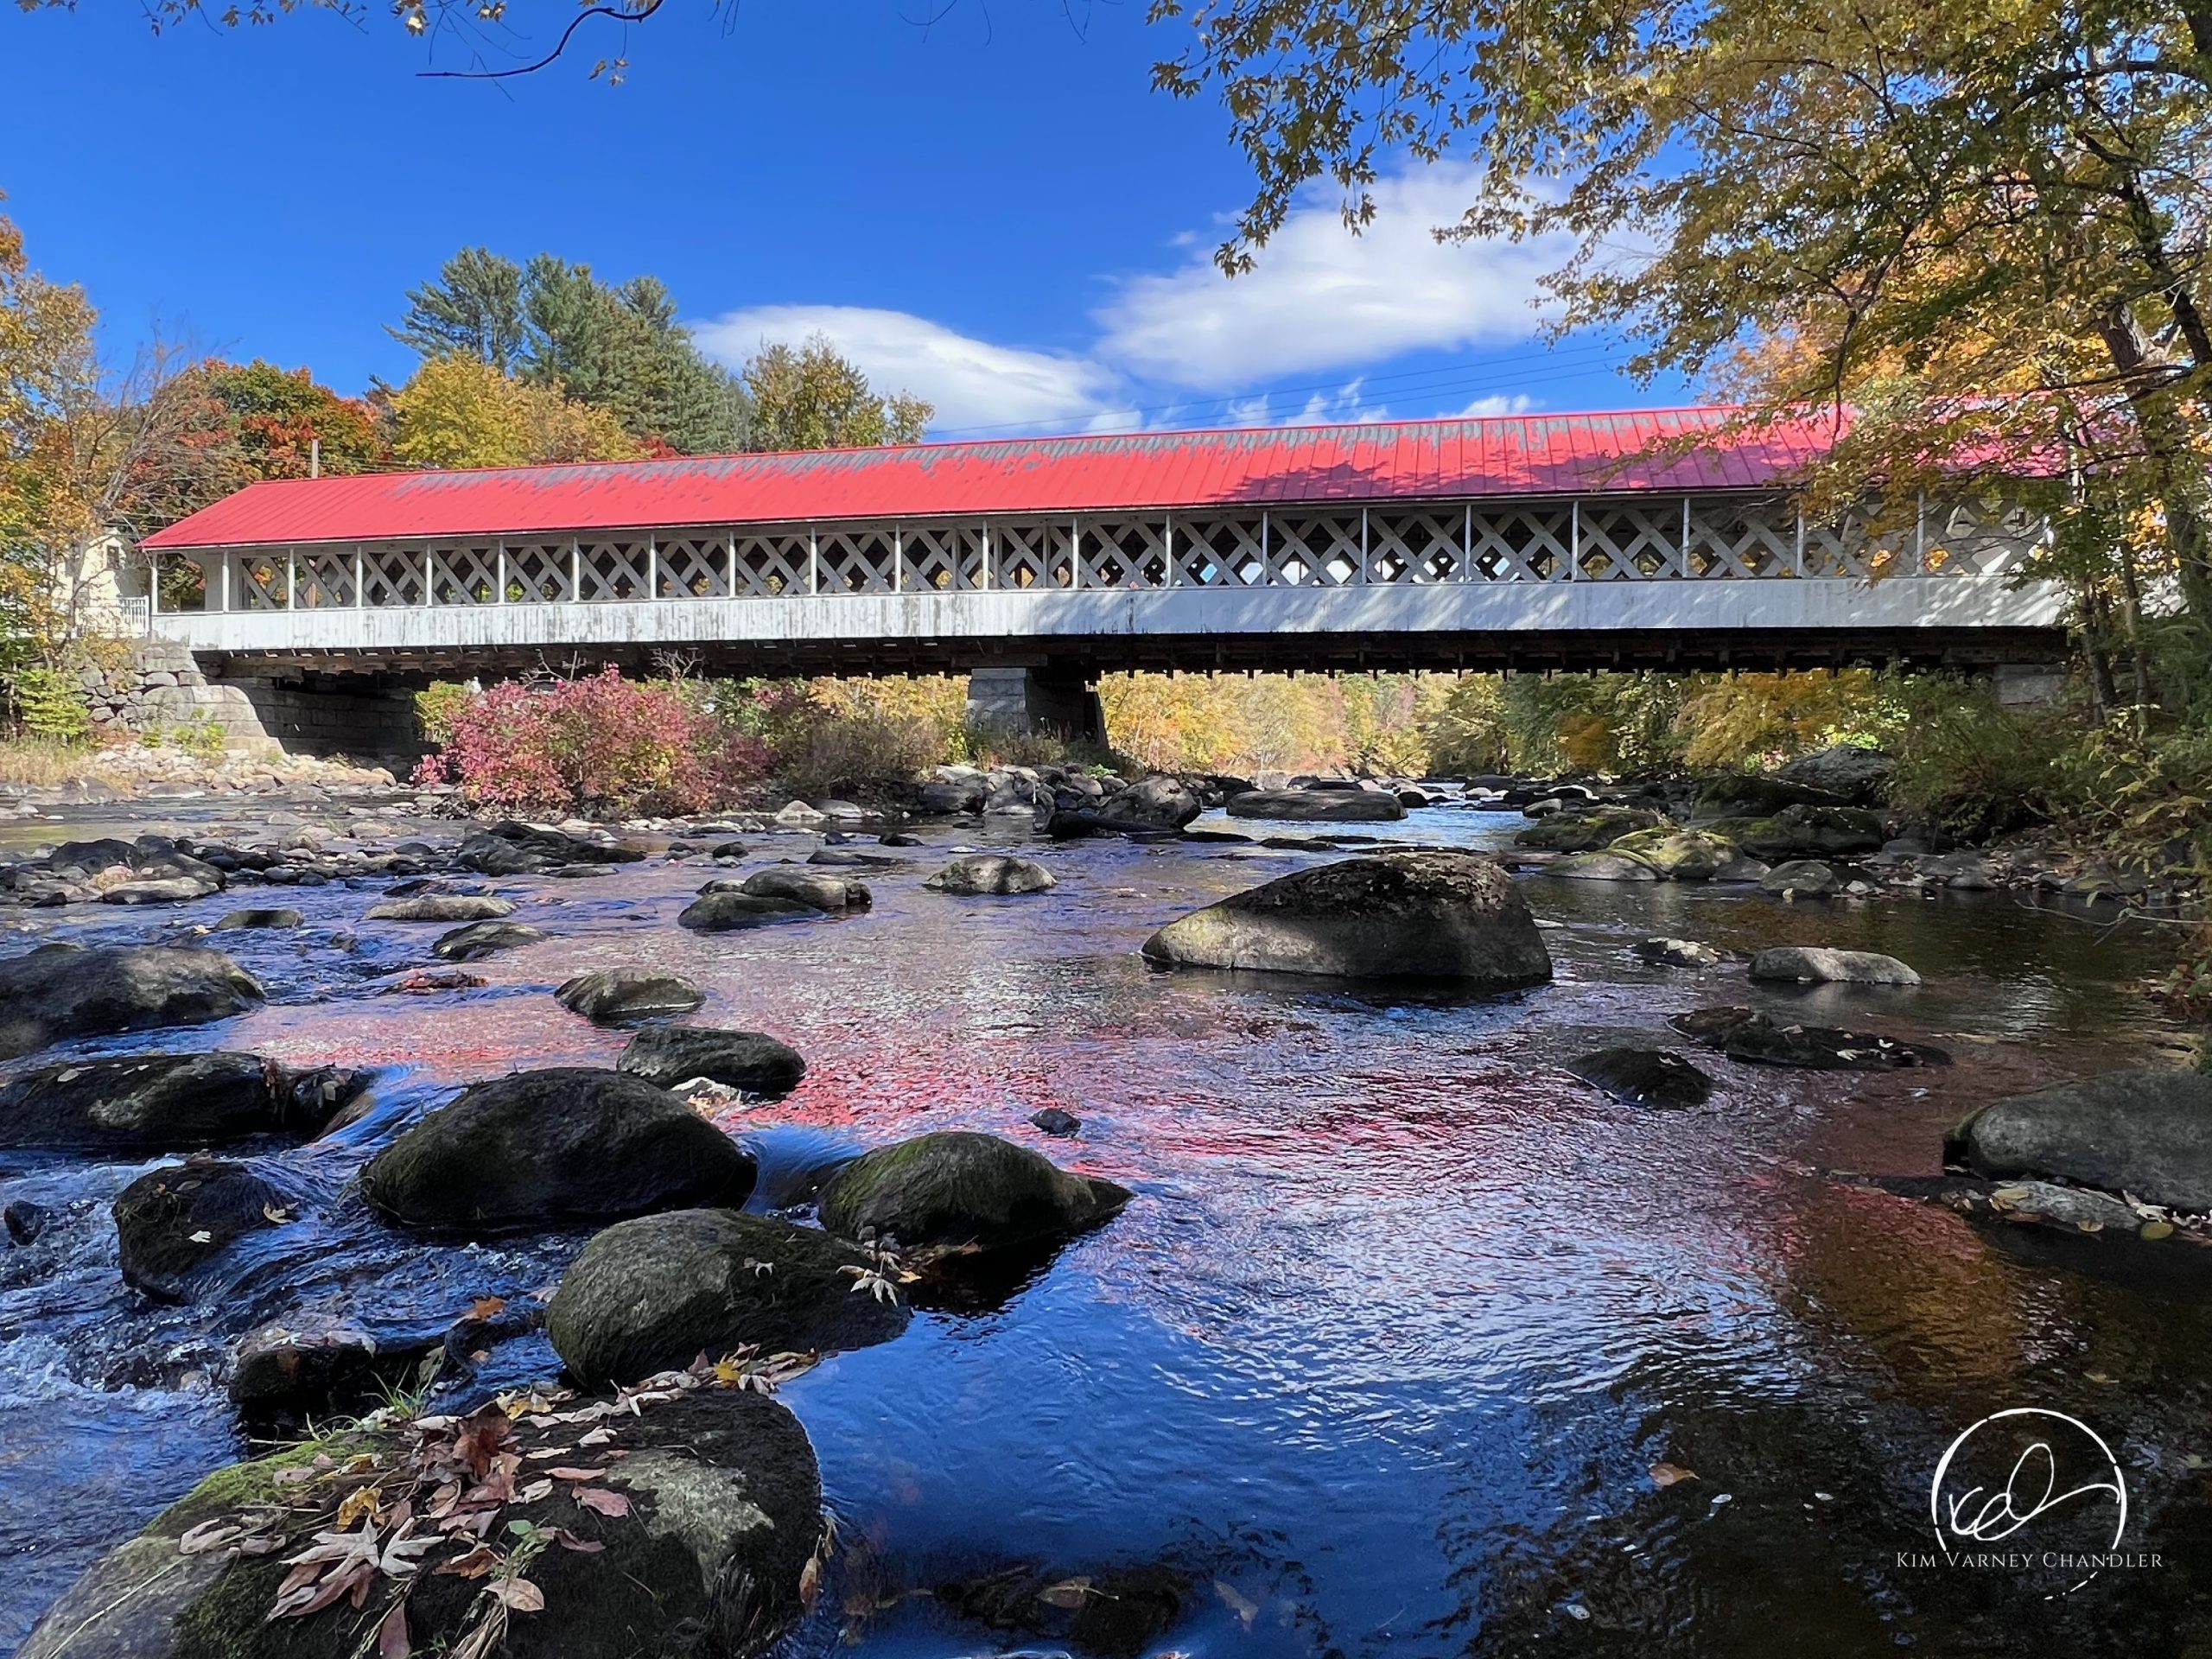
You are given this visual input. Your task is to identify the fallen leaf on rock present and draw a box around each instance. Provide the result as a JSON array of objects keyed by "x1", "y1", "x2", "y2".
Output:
[
  {"x1": 375, "y1": 1599, "x2": 410, "y2": 1659},
  {"x1": 545, "y1": 1467, "x2": 607, "y2": 1482},
  {"x1": 1649, "y1": 1462, "x2": 1699, "y2": 1489},
  {"x1": 551, "y1": 1529, "x2": 604, "y2": 1554},
  {"x1": 491, "y1": 1578, "x2": 545, "y2": 1613},
  {"x1": 262, "y1": 1204, "x2": 292, "y2": 1224},
  {"x1": 1037, "y1": 1577, "x2": 1094, "y2": 1609},
  {"x1": 517, "y1": 1478, "x2": 554, "y2": 1503},
  {"x1": 438, "y1": 1543, "x2": 500, "y2": 1579},
  {"x1": 466, "y1": 1295, "x2": 507, "y2": 1323},
  {"x1": 335, "y1": 1487, "x2": 380, "y2": 1530},
  {"x1": 573, "y1": 1487, "x2": 631, "y2": 1518}
]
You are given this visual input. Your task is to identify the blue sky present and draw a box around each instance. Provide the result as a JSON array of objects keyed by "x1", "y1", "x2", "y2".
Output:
[{"x1": 0, "y1": 2, "x2": 1687, "y2": 438}]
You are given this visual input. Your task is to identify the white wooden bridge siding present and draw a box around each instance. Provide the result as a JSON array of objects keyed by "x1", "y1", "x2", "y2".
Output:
[{"x1": 152, "y1": 493, "x2": 2067, "y2": 658}]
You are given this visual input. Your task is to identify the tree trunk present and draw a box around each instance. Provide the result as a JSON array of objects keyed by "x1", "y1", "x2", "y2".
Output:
[{"x1": 2098, "y1": 308, "x2": 2212, "y2": 630}]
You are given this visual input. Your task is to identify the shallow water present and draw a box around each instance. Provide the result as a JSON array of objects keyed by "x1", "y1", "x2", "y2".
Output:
[{"x1": 1, "y1": 802, "x2": 2207, "y2": 1657}]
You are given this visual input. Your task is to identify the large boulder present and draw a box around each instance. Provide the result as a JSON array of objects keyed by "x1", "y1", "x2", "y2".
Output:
[
  {"x1": 1670, "y1": 1007, "x2": 1949, "y2": 1070},
  {"x1": 211, "y1": 907, "x2": 303, "y2": 931},
  {"x1": 1750, "y1": 946, "x2": 1920, "y2": 986},
  {"x1": 677, "y1": 892, "x2": 819, "y2": 931},
  {"x1": 20, "y1": 1387, "x2": 823, "y2": 1659},
  {"x1": 359, "y1": 1067, "x2": 755, "y2": 1236},
  {"x1": 0, "y1": 1052, "x2": 368, "y2": 1153},
  {"x1": 457, "y1": 819, "x2": 649, "y2": 876},
  {"x1": 1042, "y1": 776, "x2": 1205, "y2": 837},
  {"x1": 1775, "y1": 746, "x2": 1896, "y2": 806},
  {"x1": 817, "y1": 1130, "x2": 1130, "y2": 1259},
  {"x1": 1224, "y1": 788, "x2": 1407, "y2": 823},
  {"x1": 549, "y1": 1208, "x2": 910, "y2": 1389},
  {"x1": 618, "y1": 1027, "x2": 806, "y2": 1096},
  {"x1": 114, "y1": 1157, "x2": 289, "y2": 1301},
  {"x1": 1735, "y1": 804, "x2": 1886, "y2": 861},
  {"x1": 555, "y1": 969, "x2": 705, "y2": 1026},
  {"x1": 0, "y1": 945, "x2": 264, "y2": 1059},
  {"x1": 925, "y1": 855, "x2": 1057, "y2": 895},
  {"x1": 727, "y1": 868, "x2": 871, "y2": 912},
  {"x1": 1141, "y1": 851, "x2": 1553, "y2": 985},
  {"x1": 1947, "y1": 1070, "x2": 2212, "y2": 1212},
  {"x1": 1607, "y1": 827, "x2": 1734, "y2": 880}
]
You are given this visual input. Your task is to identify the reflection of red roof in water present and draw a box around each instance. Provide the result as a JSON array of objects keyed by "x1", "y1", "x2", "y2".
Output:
[{"x1": 143, "y1": 407, "x2": 1837, "y2": 550}]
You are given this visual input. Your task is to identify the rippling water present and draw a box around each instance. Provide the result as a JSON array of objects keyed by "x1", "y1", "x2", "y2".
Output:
[{"x1": 1, "y1": 801, "x2": 2206, "y2": 1657}]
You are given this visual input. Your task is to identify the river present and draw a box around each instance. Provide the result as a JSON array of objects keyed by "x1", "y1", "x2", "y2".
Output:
[{"x1": 0, "y1": 798, "x2": 2204, "y2": 1657}]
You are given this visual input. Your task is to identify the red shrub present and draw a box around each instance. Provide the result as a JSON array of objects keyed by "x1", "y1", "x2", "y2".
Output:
[{"x1": 413, "y1": 669, "x2": 767, "y2": 817}]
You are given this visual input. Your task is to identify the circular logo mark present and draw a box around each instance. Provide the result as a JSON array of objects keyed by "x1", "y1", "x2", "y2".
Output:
[{"x1": 1929, "y1": 1408, "x2": 2127, "y2": 1597}]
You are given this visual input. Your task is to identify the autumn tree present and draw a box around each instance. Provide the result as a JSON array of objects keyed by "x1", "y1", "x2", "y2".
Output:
[
  {"x1": 387, "y1": 355, "x2": 643, "y2": 469},
  {"x1": 1153, "y1": 0, "x2": 2212, "y2": 630},
  {"x1": 744, "y1": 336, "x2": 932, "y2": 452}
]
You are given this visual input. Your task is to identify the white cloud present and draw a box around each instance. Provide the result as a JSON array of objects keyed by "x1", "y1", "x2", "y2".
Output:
[
  {"x1": 1452, "y1": 394, "x2": 1537, "y2": 418},
  {"x1": 689, "y1": 166, "x2": 1568, "y2": 437},
  {"x1": 689, "y1": 303, "x2": 1123, "y2": 434},
  {"x1": 1091, "y1": 164, "x2": 1569, "y2": 391}
]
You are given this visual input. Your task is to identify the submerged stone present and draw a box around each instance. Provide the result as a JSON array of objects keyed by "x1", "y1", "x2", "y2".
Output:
[{"x1": 1568, "y1": 1046, "x2": 1715, "y2": 1109}]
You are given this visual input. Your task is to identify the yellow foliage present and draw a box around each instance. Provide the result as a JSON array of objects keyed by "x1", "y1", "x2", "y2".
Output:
[
  {"x1": 1674, "y1": 671, "x2": 1882, "y2": 768},
  {"x1": 389, "y1": 356, "x2": 642, "y2": 469}
]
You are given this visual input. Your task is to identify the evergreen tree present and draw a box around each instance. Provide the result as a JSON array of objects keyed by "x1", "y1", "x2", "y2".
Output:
[{"x1": 388, "y1": 247, "x2": 527, "y2": 373}]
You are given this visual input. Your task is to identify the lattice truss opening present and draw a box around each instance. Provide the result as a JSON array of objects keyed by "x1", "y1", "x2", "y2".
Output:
[{"x1": 177, "y1": 496, "x2": 2040, "y2": 610}]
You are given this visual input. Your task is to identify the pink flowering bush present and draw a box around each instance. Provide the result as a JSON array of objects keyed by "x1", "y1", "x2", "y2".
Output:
[{"x1": 413, "y1": 669, "x2": 768, "y2": 817}]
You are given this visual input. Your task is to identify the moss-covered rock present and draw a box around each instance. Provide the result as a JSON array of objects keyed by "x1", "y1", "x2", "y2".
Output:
[
  {"x1": 359, "y1": 1067, "x2": 754, "y2": 1236},
  {"x1": 817, "y1": 1130, "x2": 1130, "y2": 1258},
  {"x1": 549, "y1": 1208, "x2": 909, "y2": 1388},
  {"x1": 21, "y1": 1389, "x2": 823, "y2": 1659},
  {"x1": 1141, "y1": 851, "x2": 1552, "y2": 983},
  {"x1": 0, "y1": 945, "x2": 264, "y2": 1060},
  {"x1": 0, "y1": 1052, "x2": 368, "y2": 1154},
  {"x1": 1732, "y1": 804, "x2": 1885, "y2": 861},
  {"x1": 1606, "y1": 827, "x2": 1736, "y2": 880},
  {"x1": 1511, "y1": 805, "x2": 1667, "y2": 852}
]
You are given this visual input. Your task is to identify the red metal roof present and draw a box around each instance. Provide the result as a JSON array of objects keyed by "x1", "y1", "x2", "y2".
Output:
[{"x1": 143, "y1": 406, "x2": 1834, "y2": 550}]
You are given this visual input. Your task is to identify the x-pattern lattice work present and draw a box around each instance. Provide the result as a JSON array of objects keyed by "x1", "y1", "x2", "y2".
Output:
[{"x1": 181, "y1": 497, "x2": 2044, "y2": 611}]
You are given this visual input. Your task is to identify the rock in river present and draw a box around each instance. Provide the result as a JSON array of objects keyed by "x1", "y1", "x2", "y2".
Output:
[
  {"x1": 1224, "y1": 787, "x2": 1407, "y2": 823},
  {"x1": 1545, "y1": 851, "x2": 1661, "y2": 881},
  {"x1": 0, "y1": 944, "x2": 264, "y2": 1060},
  {"x1": 1758, "y1": 859, "x2": 1843, "y2": 898},
  {"x1": 925, "y1": 855, "x2": 1057, "y2": 895},
  {"x1": 1141, "y1": 851, "x2": 1553, "y2": 985},
  {"x1": 433, "y1": 919, "x2": 549, "y2": 961},
  {"x1": 678, "y1": 891, "x2": 819, "y2": 931},
  {"x1": 728, "y1": 867, "x2": 871, "y2": 912},
  {"x1": 817, "y1": 1130, "x2": 1130, "y2": 1259},
  {"x1": 1946, "y1": 1069, "x2": 2212, "y2": 1212},
  {"x1": 617, "y1": 1026, "x2": 806, "y2": 1096},
  {"x1": 456, "y1": 818, "x2": 648, "y2": 876},
  {"x1": 555, "y1": 968, "x2": 705, "y2": 1025},
  {"x1": 20, "y1": 1387, "x2": 823, "y2": 1659},
  {"x1": 1633, "y1": 938, "x2": 1725, "y2": 969},
  {"x1": 114, "y1": 1156, "x2": 288, "y2": 1301},
  {"x1": 549, "y1": 1207, "x2": 911, "y2": 1388},
  {"x1": 0, "y1": 1052, "x2": 369, "y2": 1153},
  {"x1": 1750, "y1": 946, "x2": 1920, "y2": 986},
  {"x1": 359, "y1": 1067, "x2": 755, "y2": 1235},
  {"x1": 1568, "y1": 1047, "x2": 1714, "y2": 1109},
  {"x1": 364, "y1": 893, "x2": 518, "y2": 923},
  {"x1": 1670, "y1": 1007, "x2": 1949, "y2": 1070},
  {"x1": 211, "y1": 907, "x2": 303, "y2": 931}
]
